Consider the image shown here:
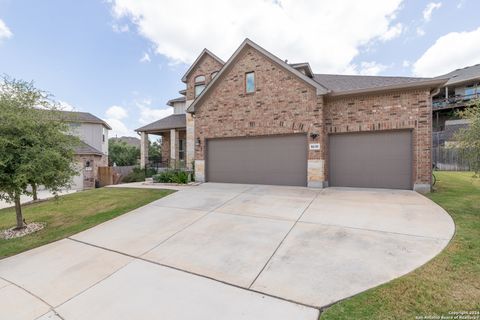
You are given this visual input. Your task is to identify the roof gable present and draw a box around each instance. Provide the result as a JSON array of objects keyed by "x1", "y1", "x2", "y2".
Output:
[
  {"x1": 187, "y1": 39, "x2": 328, "y2": 113},
  {"x1": 181, "y1": 49, "x2": 225, "y2": 83},
  {"x1": 59, "y1": 111, "x2": 112, "y2": 130}
]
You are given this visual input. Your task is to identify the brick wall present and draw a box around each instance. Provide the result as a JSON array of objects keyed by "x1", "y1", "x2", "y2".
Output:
[
  {"x1": 186, "y1": 54, "x2": 224, "y2": 101},
  {"x1": 324, "y1": 90, "x2": 432, "y2": 186},
  {"x1": 194, "y1": 46, "x2": 324, "y2": 161},
  {"x1": 192, "y1": 44, "x2": 432, "y2": 188},
  {"x1": 74, "y1": 154, "x2": 103, "y2": 189}
]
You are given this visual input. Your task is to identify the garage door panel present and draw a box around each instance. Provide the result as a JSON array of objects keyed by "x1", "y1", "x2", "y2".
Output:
[
  {"x1": 207, "y1": 135, "x2": 307, "y2": 186},
  {"x1": 329, "y1": 131, "x2": 412, "y2": 189}
]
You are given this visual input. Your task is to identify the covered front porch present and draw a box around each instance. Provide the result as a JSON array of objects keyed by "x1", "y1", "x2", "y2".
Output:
[{"x1": 135, "y1": 114, "x2": 193, "y2": 170}]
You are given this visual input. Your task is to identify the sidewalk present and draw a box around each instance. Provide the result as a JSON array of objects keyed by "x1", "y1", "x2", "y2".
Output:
[{"x1": 0, "y1": 190, "x2": 77, "y2": 210}]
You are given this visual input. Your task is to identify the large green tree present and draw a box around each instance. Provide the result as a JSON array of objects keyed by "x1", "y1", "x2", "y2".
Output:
[
  {"x1": 455, "y1": 102, "x2": 480, "y2": 175},
  {"x1": 108, "y1": 140, "x2": 140, "y2": 166},
  {"x1": 0, "y1": 78, "x2": 79, "y2": 229}
]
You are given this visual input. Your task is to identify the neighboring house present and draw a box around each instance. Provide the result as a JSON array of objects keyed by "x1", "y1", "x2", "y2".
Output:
[
  {"x1": 136, "y1": 39, "x2": 447, "y2": 193},
  {"x1": 61, "y1": 111, "x2": 111, "y2": 190},
  {"x1": 432, "y1": 64, "x2": 480, "y2": 147}
]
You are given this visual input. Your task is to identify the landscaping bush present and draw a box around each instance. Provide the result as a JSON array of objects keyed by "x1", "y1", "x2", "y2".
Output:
[
  {"x1": 122, "y1": 167, "x2": 157, "y2": 183},
  {"x1": 153, "y1": 170, "x2": 189, "y2": 184}
]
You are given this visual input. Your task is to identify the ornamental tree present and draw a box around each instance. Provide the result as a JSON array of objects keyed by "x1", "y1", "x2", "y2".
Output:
[
  {"x1": 0, "y1": 77, "x2": 79, "y2": 229},
  {"x1": 455, "y1": 102, "x2": 480, "y2": 175}
]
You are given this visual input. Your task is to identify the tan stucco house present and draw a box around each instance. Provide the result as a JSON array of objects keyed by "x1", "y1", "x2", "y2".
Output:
[
  {"x1": 61, "y1": 111, "x2": 111, "y2": 190},
  {"x1": 137, "y1": 39, "x2": 448, "y2": 193}
]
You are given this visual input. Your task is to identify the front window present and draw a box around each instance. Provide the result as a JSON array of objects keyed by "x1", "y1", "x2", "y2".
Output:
[
  {"x1": 195, "y1": 84, "x2": 205, "y2": 97},
  {"x1": 194, "y1": 75, "x2": 206, "y2": 98},
  {"x1": 246, "y1": 72, "x2": 255, "y2": 93}
]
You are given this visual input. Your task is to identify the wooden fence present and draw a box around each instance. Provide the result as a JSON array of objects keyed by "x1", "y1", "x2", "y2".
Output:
[{"x1": 432, "y1": 146, "x2": 471, "y2": 171}]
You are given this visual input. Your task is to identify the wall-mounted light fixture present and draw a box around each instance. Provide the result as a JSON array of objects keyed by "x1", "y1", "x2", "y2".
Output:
[
  {"x1": 310, "y1": 132, "x2": 319, "y2": 140},
  {"x1": 196, "y1": 138, "x2": 201, "y2": 146}
]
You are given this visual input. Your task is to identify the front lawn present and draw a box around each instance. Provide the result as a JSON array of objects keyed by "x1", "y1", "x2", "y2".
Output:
[
  {"x1": 0, "y1": 187, "x2": 173, "y2": 259},
  {"x1": 321, "y1": 171, "x2": 480, "y2": 319}
]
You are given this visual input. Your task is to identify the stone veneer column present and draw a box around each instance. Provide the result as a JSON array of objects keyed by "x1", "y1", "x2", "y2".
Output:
[
  {"x1": 170, "y1": 129, "x2": 177, "y2": 168},
  {"x1": 140, "y1": 132, "x2": 149, "y2": 169},
  {"x1": 307, "y1": 160, "x2": 326, "y2": 188},
  {"x1": 186, "y1": 100, "x2": 195, "y2": 169}
]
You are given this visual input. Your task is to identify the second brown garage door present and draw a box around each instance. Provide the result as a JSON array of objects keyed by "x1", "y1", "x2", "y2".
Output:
[
  {"x1": 329, "y1": 130, "x2": 412, "y2": 189},
  {"x1": 206, "y1": 134, "x2": 307, "y2": 186}
]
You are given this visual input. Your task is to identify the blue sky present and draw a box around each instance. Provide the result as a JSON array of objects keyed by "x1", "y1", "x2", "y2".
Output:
[{"x1": 0, "y1": 0, "x2": 479, "y2": 138}]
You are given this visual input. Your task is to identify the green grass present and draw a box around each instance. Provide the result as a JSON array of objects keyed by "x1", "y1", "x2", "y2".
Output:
[
  {"x1": 0, "y1": 187, "x2": 173, "y2": 259},
  {"x1": 320, "y1": 172, "x2": 480, "y2": 319}
]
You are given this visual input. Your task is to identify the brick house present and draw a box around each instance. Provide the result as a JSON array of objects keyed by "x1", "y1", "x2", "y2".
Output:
[{"x1": 137, "y1": 39, "x2": 447, "y2": 193}]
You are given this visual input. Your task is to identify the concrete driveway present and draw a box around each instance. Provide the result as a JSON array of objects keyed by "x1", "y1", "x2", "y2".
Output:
[{"x1": 0, "y1": 183, "x2": 454, "y2": 320}]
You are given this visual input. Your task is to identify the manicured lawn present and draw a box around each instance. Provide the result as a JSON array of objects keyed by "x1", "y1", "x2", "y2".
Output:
[
  {"x1": 0, "y1": 187, "x2": 173, "y2": 259},
  {"x1": 321, "y1": 171, "x2": 480, "y2": 319}
]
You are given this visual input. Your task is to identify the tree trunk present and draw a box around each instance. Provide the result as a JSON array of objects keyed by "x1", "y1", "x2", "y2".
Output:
[
  {"x1": 32, "y1": 183, "x2": 38, "y2": 201},
  {"x1": 14, "y1": 193, "x2": 24, "y2": 229}
]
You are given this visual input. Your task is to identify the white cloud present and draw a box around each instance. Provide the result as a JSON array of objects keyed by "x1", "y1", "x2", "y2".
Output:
[
  {"x1": 105, "y1": 118, "x2": 135, "y2": 138},
  {"x1": 416, "y1": 27, "x2": 426, "y2": 37},
  {"x1": 413, "y1": 27, "x2": 480, "y2": 76},
  {"x1": 112, "y1": 23, "x2": 129, "y2": 33},
  {"x1": 106, "y1": 105, "x2": 128, "y2": 120},
  {"x1": 402, "y1": 60, "x2": 411, "y2": 68},
  {"x1": 422, "y1": 2, "x2": 442, "y2": 22},
  {"x1": 139, "y1": 52, "x2": 151, "y2": 63},
  {"x1": 136, "y1": 99, "x2": 172, "y2": 125},
  {"x1": 380, "y1": 23, "x2": 404, "y2": 41},
  {"x1": 357, "y1": 61, "x2": 388, "y2": 75},
  {"x1": 111, "y1": 0, "x2": 403, "y2": 73},
  {"x1": 104, "y1": 105, "x2": 135, "y2": 137},
  {"x1": 0, "y1": 19, "x2": 13, "y2": 40},
  {"x1": 58, "y1": 100, "x2": 76, "y2": 111}
]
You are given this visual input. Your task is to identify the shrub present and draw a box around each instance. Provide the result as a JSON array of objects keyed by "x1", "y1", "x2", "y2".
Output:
[
  {"x1": 122, "y1": 167, "x2": 156, "y2": 183},
  {"x1": 153, "y1": 170, "x2": 189, "y2": 184}
]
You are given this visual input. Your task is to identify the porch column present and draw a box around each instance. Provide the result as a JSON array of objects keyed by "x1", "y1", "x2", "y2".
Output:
[
  {"x1": 170, "y1": 129, "x2": 177, "y2": 168},
  {"x1": 186, "y1": 112, "x2": 195, "y2": 169},
  {"x1": 140, "y1": 132, "x2": 149, "y2": 169}
]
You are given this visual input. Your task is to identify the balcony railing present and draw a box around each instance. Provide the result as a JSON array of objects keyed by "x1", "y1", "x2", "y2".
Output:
[{"x1": 433, "y1": 93, "x2": 479, "y2": 110}]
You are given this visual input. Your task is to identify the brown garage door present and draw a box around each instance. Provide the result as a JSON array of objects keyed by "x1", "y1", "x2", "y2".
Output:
[
  {"x1": 329, "y1": 130, "x2": 412, "y2": 189},
  {"x1": 206, "y1": 134, "x2": 307, "y2": 186}
]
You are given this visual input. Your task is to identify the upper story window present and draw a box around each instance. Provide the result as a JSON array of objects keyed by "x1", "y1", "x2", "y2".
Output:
[
  {"x1": 245, "y1": 71, "x2": 255, "y2": 94},
  {"x1": 194, "y1": 75, "x2": 206, "y2": 98},
  {"x1": 194, "y1": 75, "x2": 205, "y2": 83},
  {"x1": 211, "y1": 71, "x2": 219, "y2": 79}
]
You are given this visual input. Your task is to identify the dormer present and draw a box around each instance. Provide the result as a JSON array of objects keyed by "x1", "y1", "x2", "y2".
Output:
[
  {"x1": 182, "y1": 49, "x2": 224, "y2": 101},
  {"x1": 289, "y1": 62, "x2": 314, "y2": 78},
  {"x1": 167, "y1": 97, "x2": 187, "y2": 114}
]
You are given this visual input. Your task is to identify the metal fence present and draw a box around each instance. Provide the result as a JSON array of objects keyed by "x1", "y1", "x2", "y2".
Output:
[{"x1": 432, "y1": 146, "x2": 471, "y2": 171}]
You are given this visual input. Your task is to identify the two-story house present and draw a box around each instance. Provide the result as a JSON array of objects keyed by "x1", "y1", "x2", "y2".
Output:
[
  {"x1": 432, "y1": 64, "x2": 480, "y2": 147},
  {"x1": 136, "y1": 39, "x2": 447, "y2": 192},
  {"x1": 61, "y1": 111, "x2": 111, "y2": 190}
]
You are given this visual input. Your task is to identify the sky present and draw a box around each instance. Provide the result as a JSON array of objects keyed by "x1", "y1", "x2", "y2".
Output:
[{"x1": 0, "y1": 0, "x2": 479, "y2": 138}]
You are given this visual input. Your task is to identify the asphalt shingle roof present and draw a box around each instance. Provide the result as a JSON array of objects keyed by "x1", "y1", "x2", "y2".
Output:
[
  {"x1": 167, "y1": 96, "x2": 186, "y2": 106},
  {"x1": 435, "y1": 64, "x2": 480, "y2": 86},
  {"x1": 60, "y1": 111, "x2": 111, "y2": 129},
  {"x1": 313, "y1": 74, "x2": 433, "y2": 93},
  {"x1": 74, "y1": 141, "x2": 103, "y2": 156},
  {"x1": 135, "y1": 114, "x2": 186, "y2": 133}
]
